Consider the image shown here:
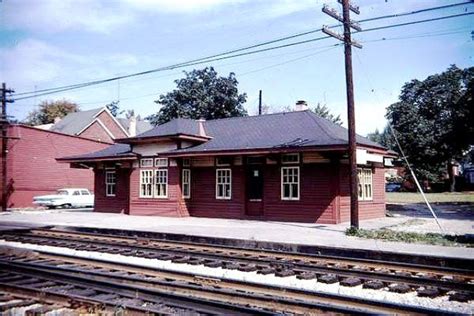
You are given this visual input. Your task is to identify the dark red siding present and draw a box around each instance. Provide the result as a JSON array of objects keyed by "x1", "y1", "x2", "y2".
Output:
[
  {"x1": 79, "y1": 121, "x2": 114, "y2": 144},
  {"x1": 94, "y1": 168, "x2": 130, "y2": 214},
  {"x1": 2, "y1": 125, "x2": 108, "y2": 208}
]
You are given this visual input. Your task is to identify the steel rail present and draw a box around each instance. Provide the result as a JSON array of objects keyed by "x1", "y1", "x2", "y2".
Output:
[
  {"x1": 3, "y1": 229, "x2": 472, "y2": 296},
  {"x1": 0, "y1": 247, "x2": 455, "y2": 315}
]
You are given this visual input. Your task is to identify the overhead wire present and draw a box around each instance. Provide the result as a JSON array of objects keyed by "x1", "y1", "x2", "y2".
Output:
[{"x1": 12, "y1": 1, "x2": 473, "y2": 100}]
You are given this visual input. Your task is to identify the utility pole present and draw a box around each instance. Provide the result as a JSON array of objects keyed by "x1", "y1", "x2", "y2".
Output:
[
  {"x1": 258, "y1": 90, "x2": 262, "y2": 115},
  {"x1": 1, "y1": 83, "x2": 15, "y2": 212},
  {"x1": 322, "y1": 0, "x2": 362, "y2": 228}
]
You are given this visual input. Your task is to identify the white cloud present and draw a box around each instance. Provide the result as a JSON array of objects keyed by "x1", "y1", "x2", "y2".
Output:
[{"x1": 3, "y1": 0, "x2": 133, "y2": 34}]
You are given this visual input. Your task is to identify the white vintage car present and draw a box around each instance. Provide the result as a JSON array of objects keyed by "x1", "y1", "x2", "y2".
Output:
[{"x1": 33, "y1": 188, "x2": 94, "y2": 209}]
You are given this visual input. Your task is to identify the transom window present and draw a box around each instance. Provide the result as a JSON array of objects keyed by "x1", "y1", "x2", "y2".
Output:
[
  {"x1": 216, "y1": 169, "x2": 231, "y2": 199},
  {"x1": 182, "y1": 169, "x2": 191, "y2": 199},
  {"x1": 155, "y1": 169, "x2": 168, "y2": 198},
  {"x1": 216, "y1": 157, "x2": 232, "y2": 166},
  {"x1": 358, "y1": 168, "x2": 373, "y2": 200},
  {"x1": 182, "y1": 158, "x2": 191, "y2": 167},
  {"x1": 140, "y1": 158, "x2": 153, "y2": 167},
  {"x1": 155, "y1": 158, "x2": 168, "y2": 167},
  {"x1": 105, "y1": 170, "x2": 116, "y2": 197},
  {"x1": 281, "y1": 166, "x2": 299, "y2": 200},
  {"x1": 281, "y1": 153, "x2": 300, "y2": 164},
  {"x1": 140, "y1": 170, "x2": 154, "y2": 198}
]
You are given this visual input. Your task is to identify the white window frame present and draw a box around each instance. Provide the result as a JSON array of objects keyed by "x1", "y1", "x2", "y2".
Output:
[
  {"x1": 281, "y1": 153, "x2": 300, "y2": 164},
  {"x1": 154, "y1": 169, "x2": 168, "y2": 198},
  {"x1": 140, "y1": 169, "x2": 154, "y2": 198},
  {"x1": 105, "y1": 170, "x2": 116, "y2": 197},
  {"x1": 358, "y1": 168, "x2": 373, "y2": 201},
  {"x1": 155, "y1": 158, "x2": 168, "y2": 168},
  {"x1": 216, "y1": 169, "x2": 232, "y2": 200},
  {"x1": 182, "y1": 169, "x2": 191, "y2": 199},
  {"x1": 281, "y1": 166, "x2": 300, "y2": 200},
  {"x1": 140, "y1": 158, "x2": 154, "y2": 168}
]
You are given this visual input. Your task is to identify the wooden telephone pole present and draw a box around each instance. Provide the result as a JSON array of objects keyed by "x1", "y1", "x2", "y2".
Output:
[
  {"x1": 322, "y1": 0, "x2": 362, "y2": 228},
  {"x1": 1, "y1": 83, "x2": 15, "y2": 212}
]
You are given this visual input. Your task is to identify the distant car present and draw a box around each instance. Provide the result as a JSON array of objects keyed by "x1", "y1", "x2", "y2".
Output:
[
  {"x1": 33, "y1": 188, "x2": 94, "y2": 209},
  {"x1": 385, "y1": 183, "x2": 401, "y2": 192}
]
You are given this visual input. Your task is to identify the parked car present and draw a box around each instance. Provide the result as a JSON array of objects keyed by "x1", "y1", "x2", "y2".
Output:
[
  {"x1": 385, "y1": 183, "x2": 401, "y2": 192},
  {"x1": 33, "y1": 188, "x2": 94, "y2": 209}
]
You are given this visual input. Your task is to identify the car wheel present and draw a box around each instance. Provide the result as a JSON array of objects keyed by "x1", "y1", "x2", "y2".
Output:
[
  {"x1": 62, "y1": 204, "x2": 72, "y2": 209},
  {"x1": 47, "y1": 206, "x2": 56, "y2": 209}
]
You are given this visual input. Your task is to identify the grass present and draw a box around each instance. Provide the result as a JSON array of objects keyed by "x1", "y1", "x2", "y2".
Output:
[
  {"x1": 346, "y1": 227, "x2": 473, "y2": 247},
  {"x1": 386, "y1": 192, "x2": 474, "y2": 204}
]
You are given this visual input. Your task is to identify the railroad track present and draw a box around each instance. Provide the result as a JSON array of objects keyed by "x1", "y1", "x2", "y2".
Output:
[
  {"x1": 0, "y1": 246, "x2": 456, "y2": 315},
  {"x1": 1, "y1": 228, "x2": 472, "y2": 303}
]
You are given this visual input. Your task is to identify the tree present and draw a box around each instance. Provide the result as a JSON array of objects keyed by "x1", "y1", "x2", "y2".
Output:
[
  {"x1": 386, "y1": 65, "x2": 474, "y2": 191},
  {"x1": 312, "y1": 103, "x2": 342, "y2": 125},
  {"x1": 147, "y1": 67, "x2": 247, "y2": 125},
  {"x1": 367, "y1": 125, "x2": 396, "y2": 149},
  {"x1": 25, "y1": 99, "x2": 79, "y2": 125},
  {"x1": 106, "y1": 101, "x2": 123, "y2": 117}
]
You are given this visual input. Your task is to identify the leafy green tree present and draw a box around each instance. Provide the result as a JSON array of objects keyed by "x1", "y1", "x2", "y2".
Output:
[
  {"x1": 106, "y1": 100, "x2": 123, "y2": 117},
  {"x1": 386, "y1": 65, "x2": 474, "y2": 191},
  {"x1": 147, "y1": 67, "x2": 247, "y2": 125},
  {"x1": 312, "y1": 103, "x2": 342, "y2": 125},
  {"x1": 367, "y1": 125, "x2": 396, "y2": 149},
  {"x1": 25, "y1": 99, "x2": 79, "y2": 125}
]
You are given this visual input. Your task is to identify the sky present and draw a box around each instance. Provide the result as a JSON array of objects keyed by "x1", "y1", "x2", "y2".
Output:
[{"x1": 0, "y1": 0, "x2": 473, "y2": 135}]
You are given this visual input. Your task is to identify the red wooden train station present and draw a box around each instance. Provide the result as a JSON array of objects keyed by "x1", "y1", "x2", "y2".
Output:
[{"x1": 59, "y1": 110, "x2": 393, "y2": 224}]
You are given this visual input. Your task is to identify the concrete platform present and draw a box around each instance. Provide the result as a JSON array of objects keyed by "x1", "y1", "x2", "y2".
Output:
[{"x1": 0, "y1": 210, "x2": 473, "y2": 259}]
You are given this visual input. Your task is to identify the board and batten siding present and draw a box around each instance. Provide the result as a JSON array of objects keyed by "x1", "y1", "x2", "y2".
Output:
[{"x1": 3, "y1": 125, "x2": 109, "y2": 208}]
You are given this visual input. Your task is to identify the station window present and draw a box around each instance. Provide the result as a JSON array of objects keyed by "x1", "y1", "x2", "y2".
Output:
[
  {"x1": 140, "y1": 170, "x2": 154, "y2": 198},
  {"x1": 155, "y1": 158, "x2": 168, "y2": 168},
  {"x1": 105, "y1": 170, "x2": 116, "y2": 197},
  {"x1": 140, "y1": 158, "x2": 153, "y2": 168},
  {"x1": 281, "y1": 166, "x2": 299, "y2": 200},
  {"x1": 182, "y1": 169, "x2": 191, "y2": 199},
  {"x1": 358, "y1": 168, "x2": 373, "y2": 201},
  {"x1": 281, "y1": 153, "x2": 300, "y2": 164},
  {"x1": 216, "y1": 169, "x2": 231, "y2": 199},
  {"x1": 155, "y1": 169, "x2": 168, "y2": 198}
]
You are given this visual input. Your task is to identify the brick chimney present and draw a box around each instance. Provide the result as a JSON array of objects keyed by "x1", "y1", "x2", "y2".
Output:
[
  {"x1": 295, "y1": 100, "x2": 309, "y2": 111},
  {"x1": 128, "y1": 115, "x2": 137, "y2": 137},
  {"x1": 197, "y1": 118, "x2": 206, "y2": 137}
]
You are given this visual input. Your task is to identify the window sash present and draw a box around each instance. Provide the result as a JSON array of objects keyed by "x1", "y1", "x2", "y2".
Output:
[
  {"x1": 216, "y1": 169, "x2": 231, "y2": 199},
  {"x1": 281, "y1": 167, "x2": 299, "y2": 200},
  {"x1": 155, "y1": 158, "x2": 168, "y2": 168},
  {"x1": 182, "y1": 169, "x2": 191, "y2": 199},
  {"x1": 155, "y1": 169, "x2": 168, "y2": 198},
  {"x1": 140, "y1": 158, "x2": 154, "y2": 167},
  {"x1": 140, "y1": 170, "x2": 154, "y2": 198},
  {"x1": 358, "y1": 168, "x2": 373, "y2": 201},
  {"x1": 105, "y1": 171, "x2": 116, "y2": 197},
  {"x1": 281, "y1": 153, "x2": 300, "y2": 164}
]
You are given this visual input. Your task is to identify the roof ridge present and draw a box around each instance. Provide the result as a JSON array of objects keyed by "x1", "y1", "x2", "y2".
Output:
[
  {"x1": 304, "y1": 111, "x2": 346, "y2": 143},
  {"x1": 203, "y1": 110, "x2": 311, "y2": 124}
]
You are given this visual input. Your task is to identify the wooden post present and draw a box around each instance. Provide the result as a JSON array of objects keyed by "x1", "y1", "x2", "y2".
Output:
[{"x1": 258, "y1": 90, "x2": 262, "y2": 115}]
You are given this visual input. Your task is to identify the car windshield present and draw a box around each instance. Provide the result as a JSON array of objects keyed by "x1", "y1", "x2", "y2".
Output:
[{"x1": 57, "y1": 190, "x2": 69, "y2": 195}]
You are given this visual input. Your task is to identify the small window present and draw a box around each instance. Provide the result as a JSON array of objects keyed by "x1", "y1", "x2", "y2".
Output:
[
  {"x1": 140, "y1": 158, "x2": 154, "y2": 167},
  {"x1": 216, "y1": 169, "x2": 231, "y2": 199},
  {"x1": 281, "y1": 166, "x2": 299, "y2": 200},
  {"x1": 155, "y1": 158, "x2": 168, "y2": 168},
  {"x1": 140, "y1": 170, "x2": 154, "y2": 198},
  {"x1": 155, "y1": 169, "x2": 168, "y2": 198},
  {"x1": 73, "y1": 190, "x2": 81, "y2": 196},
  {"x1": 105, "y1": 171, "x2": 116, "y2": 197},
  {"x1": 358, "y1": 168, "x2": 373, "y2": 201},
  {"x1": 182, "y1": 158, "x2": 191, "y2": 167},
  {"x1": 182, "y1": 169, "x2": 191, "y2": 199},
  {"x1": 81, "y1": 190, "x2": 90, "y2": 195},
  {"x1": 58, "y1": 190, "x2": 68, "y2": 195},
  {"x1": 216, "y1": 157, "x2": 232, "y2": 166},
  {"x1": 281, "y1": 153, "x2": 300, "y2": 164}
]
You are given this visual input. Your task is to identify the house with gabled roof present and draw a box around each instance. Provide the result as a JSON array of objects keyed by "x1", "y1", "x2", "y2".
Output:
[
  {"x1": 58, "y1": 108, "x2": 394, "y2": 223},
  {"x1": 49, "y1": 107, "x2": 152, "y2": 143}
]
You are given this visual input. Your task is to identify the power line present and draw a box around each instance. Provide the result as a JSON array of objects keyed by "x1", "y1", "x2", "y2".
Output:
[{"x1": 15, "y1": 1, "x2": 472, "y2": 100}]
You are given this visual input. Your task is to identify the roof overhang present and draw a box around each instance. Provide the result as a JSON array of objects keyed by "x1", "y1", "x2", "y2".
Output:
[
  {"x1": 115, "y1": 133, "x2": 212, "y2": 144},
  {"x1": 56, "y1": 155, "x2": 136, "y2": 163}
]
